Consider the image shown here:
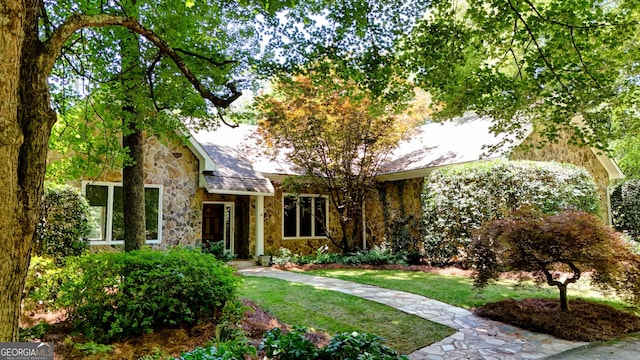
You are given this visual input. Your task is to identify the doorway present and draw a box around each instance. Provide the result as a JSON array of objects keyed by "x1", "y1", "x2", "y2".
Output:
[{"x1": 202, "y1": 202, "x2": 234, "y2": 254}]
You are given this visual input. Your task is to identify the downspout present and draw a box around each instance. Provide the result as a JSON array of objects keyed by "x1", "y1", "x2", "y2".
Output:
[
  {"x1": 255, "y1": 195, "x2": 265, "y2": 259},
  {"x1": 362, "y1": 200, "x2": 367, "y2": 250}
]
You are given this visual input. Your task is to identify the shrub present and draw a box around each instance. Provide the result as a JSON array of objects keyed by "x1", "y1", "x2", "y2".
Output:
[
  {"x1": 422, "y1": 160, "x2": 600, "y2": 265},
  {"x1": 259, "y1": 328, "x2": 407, "y2": 360},
  {"x1": 471, "y1": 209, "x2": 640, "y2": 311},
  {"x1": 57, "y1": 248, "x2": 240, "y2": 342},
  {"x1": 178, "y1": 339, "x2": 256, "y2": 360},
  {"x1": 341, "y1": 246, "x2": 407, "y2": 266},
  {"x1": 611, "y1": 180, "x2": 640, "y2": 243},
  {"x1": 23, "y1": 256, "x2": 66, "y2": 311},
  {"x1": 201, "y1": 240, "x2": 236, "y2": 262},
  {"x1": 34, "y1": 183, "x2": 92, "y2": 262},
  {"x1": 260, "y1": 327, "x2": 318, "y2": 360},
  {"x1": 320, "y1": 332, "x2": 408, "y2": 360}
]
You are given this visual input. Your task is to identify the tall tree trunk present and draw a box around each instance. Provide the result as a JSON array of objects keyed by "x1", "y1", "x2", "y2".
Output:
[
  {"x1": 123, "y1": 123, "x2": 146, "y2": 251},
  {"x1": 0, "y1": 0, "x2": 56, "y2": 340},
  {"x1": 0, "y1": 0, "x2": 27, "y2": 342},
  {"x1": 121, "y1": 3, "x2": 146, "y2": 251}
]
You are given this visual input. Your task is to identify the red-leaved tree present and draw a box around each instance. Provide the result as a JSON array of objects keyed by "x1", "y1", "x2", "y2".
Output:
[{"x1": 471, "y1": 209, "x2": 640, "y2": 312}]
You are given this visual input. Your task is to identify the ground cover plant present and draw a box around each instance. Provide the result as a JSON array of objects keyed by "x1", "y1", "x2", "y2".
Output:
[{"x1": 240, "y1": 276, "x2": 454, "y2": 354}]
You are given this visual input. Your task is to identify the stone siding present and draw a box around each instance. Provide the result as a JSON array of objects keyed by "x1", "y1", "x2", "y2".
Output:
[
  {"x1": 510, "y1": 132, "x2": 611, "y2": 223},
  {"x1": 365, "y1": 178, "x2": 424, "y2": 251},
  {"x1": 85, "y1": 133, "x2": 203, "y2": 247}
]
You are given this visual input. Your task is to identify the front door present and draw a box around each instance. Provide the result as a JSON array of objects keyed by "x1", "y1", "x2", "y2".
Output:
[{"x1": 202, "y1": 203, "x2": 234, "y2": 253}]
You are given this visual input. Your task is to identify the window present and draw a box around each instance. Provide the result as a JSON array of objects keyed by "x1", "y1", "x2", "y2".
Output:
[
  {"x1": 84, "y1": 182, "x2": 163, "y2": 245},
  {"x1": 283, "y1": 194, "x2": 327, "y2": 238}
]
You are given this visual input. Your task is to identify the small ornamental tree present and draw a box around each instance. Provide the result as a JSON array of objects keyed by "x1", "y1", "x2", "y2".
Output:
[
  {"x1": 257, "y1": 73, "x2": 423, "y2": 253},
  {"x1": 471, "y1": 209, "x2": 640, "y2": 312}
]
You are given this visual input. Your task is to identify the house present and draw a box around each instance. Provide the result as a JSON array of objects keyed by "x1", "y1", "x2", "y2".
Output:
[{"x1": 79, "y1": 114, "x2": 623, "y2": 258}]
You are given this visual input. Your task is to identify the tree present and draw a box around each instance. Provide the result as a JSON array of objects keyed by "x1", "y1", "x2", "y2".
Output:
[
  {"x1": 0, "y1": 0, "x2": 429, "y2": 341},
  {"x1": 256, "y1": 73, "x2": 423, "y2": 252},
  {"x1": 471, "y1": 209, "x2": 640, "y2": 312},
  {"x1": 401, "y1": 0, "x2": 640, "y2": 150}
]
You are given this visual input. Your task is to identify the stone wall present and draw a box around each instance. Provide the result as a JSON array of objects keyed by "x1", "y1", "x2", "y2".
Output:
[
  {"x1": 510, "y1": 131, "x2": 612, "y2": 223},
  {"x1": 85, "y1": 133, "x2": 203, "y2": 247},
  {"x1": 365, "y1": 178, "x2": 423, "y2": 251}
]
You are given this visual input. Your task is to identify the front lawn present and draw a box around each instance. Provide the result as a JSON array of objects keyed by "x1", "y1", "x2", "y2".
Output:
[
  {"x1": 302, "y1": 268, "x2": 634, "y2": 311},
  {"x1": 240, "y1": 276, "x2": 455, "y2": 354}
]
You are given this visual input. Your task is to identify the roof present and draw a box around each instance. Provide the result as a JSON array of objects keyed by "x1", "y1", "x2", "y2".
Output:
[
  {"x1": 190, "y1": 125, "x2": 278, "y2": 195},
  {"x1": 185, "y1": 113, "x2": 622, "y2": 193},
  {"x1": 377, "y1": 114, "x2": 525, "y2": 180}
]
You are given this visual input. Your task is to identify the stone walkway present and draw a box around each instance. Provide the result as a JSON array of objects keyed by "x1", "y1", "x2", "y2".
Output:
[{"x1": 238, "y1": 267, "x2": 587, "y2": 360}]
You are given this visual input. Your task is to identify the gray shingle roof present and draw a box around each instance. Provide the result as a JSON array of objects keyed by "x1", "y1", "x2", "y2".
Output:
[{"x1": 188, "y1": 114, "x2": 525, "y2": 192}]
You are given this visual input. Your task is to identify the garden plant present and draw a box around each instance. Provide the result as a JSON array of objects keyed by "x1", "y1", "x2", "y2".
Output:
[{"x1": 471, "y1": 209, "x2": 640, "y2": 311}]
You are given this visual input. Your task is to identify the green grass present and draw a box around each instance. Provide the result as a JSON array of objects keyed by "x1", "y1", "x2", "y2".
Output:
[
  {"x1": 239, "y1": 276, "x2": 454, "y2": 354},
  {"x1": 302, "y1": 269, "x2": 635, "y2": 311}
]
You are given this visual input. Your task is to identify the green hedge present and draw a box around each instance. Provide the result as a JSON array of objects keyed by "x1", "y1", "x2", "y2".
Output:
[
  {"x1": 611, "y1": 180, "x2": 640, "y2": 243},
  {"x1": 57, "y1": 248, "x2": 240, "y2": 342},
  {"x1": 422, "y1": 160, "x2": 600, "y2": 265},
  {"x1": 34, "y1": 183, "x2": 91, "y2": 262}
]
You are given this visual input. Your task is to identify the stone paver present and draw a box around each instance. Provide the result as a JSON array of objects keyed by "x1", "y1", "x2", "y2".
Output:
[{"x1": 238, "y1": 267, "x2": 587, "y2": 359}]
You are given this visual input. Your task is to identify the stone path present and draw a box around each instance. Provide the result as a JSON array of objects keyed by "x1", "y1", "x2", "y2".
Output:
[{"x1": 238, "y1": 267, "x2": 587, "y2": 360}]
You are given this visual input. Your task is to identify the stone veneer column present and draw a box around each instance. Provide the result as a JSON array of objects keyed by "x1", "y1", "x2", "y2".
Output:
[{"x1": 255, "y1": 195, "x2": 265, "y2": 259}]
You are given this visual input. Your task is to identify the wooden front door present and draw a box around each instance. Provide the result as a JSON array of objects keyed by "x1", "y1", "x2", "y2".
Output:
[{"x1": 202, "y1": 203, "x2": 234, "y2": 253}]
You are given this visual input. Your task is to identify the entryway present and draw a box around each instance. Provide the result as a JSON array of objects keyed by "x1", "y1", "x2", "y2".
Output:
[{"x1": 202, "y1": 202, "x2": 234, "y2": 254}]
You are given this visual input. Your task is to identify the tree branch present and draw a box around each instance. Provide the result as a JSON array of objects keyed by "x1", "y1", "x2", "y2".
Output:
[
  {"x1": 43, "y1": 13, "x2": 242, "y2": 109},
  {"x1": 506, "y1": 0, "x2": 570, "y2": 94},
  {"x1": 174, "y1": 48, "x2": 237, "y2": 68}
]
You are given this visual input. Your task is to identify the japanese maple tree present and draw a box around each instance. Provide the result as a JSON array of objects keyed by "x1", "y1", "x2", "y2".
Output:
[{"x1": 471, "y1": 209, "x2": 640, "y2": 312}]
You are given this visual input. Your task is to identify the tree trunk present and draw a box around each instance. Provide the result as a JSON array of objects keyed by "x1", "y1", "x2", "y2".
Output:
[
  {"x1": 0, "y1": 1, "x2": 26, "y2": 342},
  {"x1": 121, "y1": 8, "x2": 147, "y2": 251},
  {"x1": 558, "y1": 285, "x2": 570, "y2": 312},
  {"x1": 0, "y1": 0, "x2": 56, "y2": 341},
  {"x1": 123, "y1": 124, "x2": 146, "y2": 251}
]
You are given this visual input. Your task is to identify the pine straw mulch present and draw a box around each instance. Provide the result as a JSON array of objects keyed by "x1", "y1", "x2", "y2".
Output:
[
  {"x1": 474, "y1": 298, "x2": 640, "y2": 342},
  {"x1": 28, "y1": 299, "x2": 329, "y2": 360}
]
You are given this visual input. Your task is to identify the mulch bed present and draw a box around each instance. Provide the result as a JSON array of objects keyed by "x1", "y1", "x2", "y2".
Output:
[
  {"x1": 474, "y1": 298, "x2": 640, "y2": 342},
  {"x1": 32, "y1": 299, "x2": 329, "y2": 359}
]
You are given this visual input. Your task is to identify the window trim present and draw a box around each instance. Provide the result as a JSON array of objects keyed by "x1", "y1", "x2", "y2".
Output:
[
  {"x1": 282, "y1": 193, "x2": 328, "y2": 239},
  {"x1": 83, "y1": 181, "x2": 163, "y2": 246}
]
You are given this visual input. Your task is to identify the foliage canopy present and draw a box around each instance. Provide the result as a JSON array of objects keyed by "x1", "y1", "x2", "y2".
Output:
[{"x1": 401, "y1": 0, "x2": 640, "y2": 150}]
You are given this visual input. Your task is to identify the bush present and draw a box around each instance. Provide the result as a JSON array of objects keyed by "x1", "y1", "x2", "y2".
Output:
[
  {"x1": 259, "y1": 328, "x2": 407, "y2": 360},
  {"x1": 611, "y1": 180, "x2": 640, "y2": 243},
  {"x1": 260, "y1": 327, "x2": 318, "y2": 360},
  {"x1": 201, "y1": 240, "x2": 236, "y2": 262},
  {"x1": 320, "y1": 332, "x2": 408, "y2": 360},
  {"x1": 23, "y1": 256, "x2": 66, "y2": 311},
  {"x1": 57, "y1": 248, "x2": 240, "y2": 342},
  {"x1": 422, "y1": 160, "x2": 600, "y2": 265},
  {"x1": 34, "y1": 183, "x2": 92, "y2": 262},
  {"x1": 178, "y1": 339, "x2": 256, "y2": 360}
]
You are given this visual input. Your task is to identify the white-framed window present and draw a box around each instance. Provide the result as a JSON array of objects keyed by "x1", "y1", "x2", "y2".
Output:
[
  {"x1": 83, "y1": 181, "x2": 163, "y2": 245},
  {"x1": 282, "y1": 194, "x2": 328, "y2": 239}
]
